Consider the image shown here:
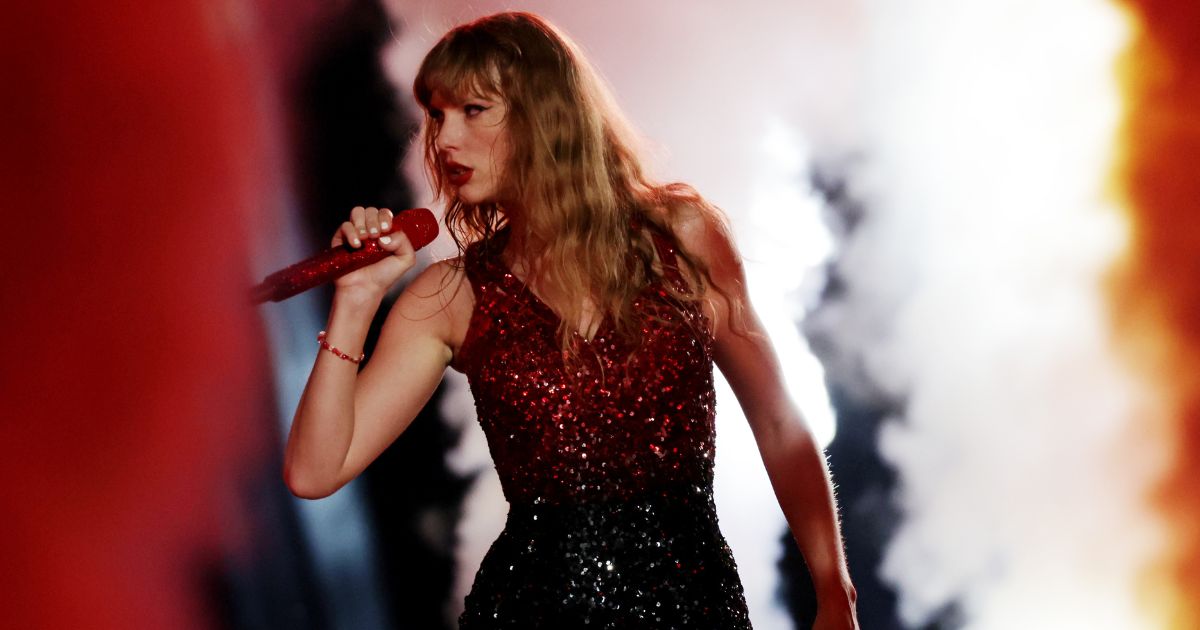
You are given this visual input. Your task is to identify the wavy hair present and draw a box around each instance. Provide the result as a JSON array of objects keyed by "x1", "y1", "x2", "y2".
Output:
[{"x1": 413, "y1": 11, "x2": 749, "y2": 364}]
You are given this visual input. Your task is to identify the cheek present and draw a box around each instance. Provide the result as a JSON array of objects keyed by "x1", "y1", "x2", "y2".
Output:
[{"x1": 488, "y1": 133, "x2": 512, "y2": 178}]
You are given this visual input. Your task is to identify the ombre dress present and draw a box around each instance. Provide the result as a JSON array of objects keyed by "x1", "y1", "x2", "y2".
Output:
[{"x1": 450, "y1": 225, "x2": 752, "y2": 630}]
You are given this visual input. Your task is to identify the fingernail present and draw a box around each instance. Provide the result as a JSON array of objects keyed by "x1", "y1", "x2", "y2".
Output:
[
  {"x1": 352, "y1": 238, "x2": 361, "y2": 246},
  {"x1": 369, "y1": 228, "x2": 379, "y2": 235},
  {"x1": 380, "y1": 236, "x2": 392, "y2": 245},
  {"x1": 380, "y1": 222, "x2": 390, "y2": 231}
]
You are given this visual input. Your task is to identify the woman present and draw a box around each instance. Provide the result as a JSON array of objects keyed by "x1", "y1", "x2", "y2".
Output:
[{"x1": 284, "y1": 11, "x2": 858, "y2": 629}]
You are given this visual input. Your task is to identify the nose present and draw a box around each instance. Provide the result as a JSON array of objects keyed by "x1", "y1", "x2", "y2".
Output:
[{"x1": 434, "y1": 115, "x2": 462, "y2": 153}]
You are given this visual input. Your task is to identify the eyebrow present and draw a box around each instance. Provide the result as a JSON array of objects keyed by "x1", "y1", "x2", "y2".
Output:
[
  {"x1": 462, "y1": 93, "x2": 500, "y2": 104},
  {"x1": 428, "y1": 91, "x2": 498, "y2": 107}
]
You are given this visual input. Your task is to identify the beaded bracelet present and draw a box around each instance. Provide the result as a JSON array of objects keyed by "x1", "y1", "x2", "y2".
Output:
[{"x1": 317, "y1": 331, "x2": 365, "y2": 364}]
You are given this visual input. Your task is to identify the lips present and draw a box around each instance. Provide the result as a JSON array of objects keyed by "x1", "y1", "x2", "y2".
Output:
[{"x1": 444, "y1": 160, "x2": 474, "y2": 187}]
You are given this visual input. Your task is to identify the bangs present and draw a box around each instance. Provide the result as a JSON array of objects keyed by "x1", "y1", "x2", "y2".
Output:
[{"x1": 414, "y1": 29, "x2": 510, "y2": 108}]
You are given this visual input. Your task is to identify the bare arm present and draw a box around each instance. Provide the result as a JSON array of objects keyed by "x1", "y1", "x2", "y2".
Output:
[
  {"x1": 283, "y1": 206, "x2": 469, "y2": 499},
  {"x1": 672, "y1": 208, "x2": 859, "y2": 628}
]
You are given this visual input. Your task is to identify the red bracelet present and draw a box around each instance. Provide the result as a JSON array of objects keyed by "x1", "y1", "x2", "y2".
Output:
[{"x1": 317, "y1": 331, "x2": 365, "y2": 364}]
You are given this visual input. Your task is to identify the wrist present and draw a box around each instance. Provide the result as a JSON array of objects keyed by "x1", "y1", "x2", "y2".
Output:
[
  {"x1": 815, "y1": 577, "x2": 857, "y2": 607},
  {"x1": 333, "y1": 286, "x2": 385, "y2": 309},
  {"x1": 317, "y1": 331, "x2": 365, "y2": 364},
  {"x1": 321, "y1": 289, "x2": 381, "y2": 360}
]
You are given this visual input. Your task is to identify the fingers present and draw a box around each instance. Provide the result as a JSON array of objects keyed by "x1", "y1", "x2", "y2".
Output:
[
  {"x1": 333, "y1": 206, "x2": 394, "y2": 248},
  {"x1": 379, "y1": 208, "x2": 394, "y2": 234},
  {"x1": 334, "y1": 220, "x2": 362, "y2": 248},
  {"x1": 378, "y1": 227, "x2": 413, "y2": 255},
  {"x1": 361, "y1": 206, "x2": 392, "y2": 238},
  {"x1": 351, "y1": 206, "x2": 367, "y2": 240}
]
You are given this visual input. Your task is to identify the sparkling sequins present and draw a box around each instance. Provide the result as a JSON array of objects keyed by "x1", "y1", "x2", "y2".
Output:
[
  {"x1": 453, "y1": 227, "x2": 752, "y2": 629},
  {"x1": 462, "y1": 490, "x2": 748, "y2": 629}
]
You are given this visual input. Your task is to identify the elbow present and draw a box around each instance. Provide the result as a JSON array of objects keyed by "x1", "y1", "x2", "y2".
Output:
[{"x1": 283, "y1": 464, "x2": 340, "y2": 500}]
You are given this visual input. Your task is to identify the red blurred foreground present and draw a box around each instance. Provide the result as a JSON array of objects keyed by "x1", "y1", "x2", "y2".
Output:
[{"x1": 0, "y1": 2, "x2": 293, "y2": 628}]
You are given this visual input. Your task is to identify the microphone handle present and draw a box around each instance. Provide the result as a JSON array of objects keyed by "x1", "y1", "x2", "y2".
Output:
[{"x1": 251, "y1": 208, "x2": 438, "y2": 304}]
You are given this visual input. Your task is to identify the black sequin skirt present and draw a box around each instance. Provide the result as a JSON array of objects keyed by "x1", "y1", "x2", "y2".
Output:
[{"x1": 459, "y1": 489, "x2": 753, "y2": 629}]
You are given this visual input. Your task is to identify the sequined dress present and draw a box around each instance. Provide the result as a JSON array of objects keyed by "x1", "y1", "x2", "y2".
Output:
[{"x1": 450, "y1": 226, "x2": 753, "y2": 629}]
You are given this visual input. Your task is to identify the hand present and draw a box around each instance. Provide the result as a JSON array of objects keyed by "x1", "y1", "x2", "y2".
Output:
[
  {"x1": 813, "y1": 607, "x2": 859, "y2": 630},
  {"x1": 331, "y1": 206, "x2": 416, "y2": 298},
  {"x1": 813, "y1": 581, "x2": 859, "y2": 630}
]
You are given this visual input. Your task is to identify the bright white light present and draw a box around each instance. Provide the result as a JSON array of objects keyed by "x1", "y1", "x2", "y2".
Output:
[
  {"x1": 837, "y1": 0, "x2": 1166, "y2": 628},
  {"x1": 742, "y1": 116, "x2": 838, "y2": 446}
]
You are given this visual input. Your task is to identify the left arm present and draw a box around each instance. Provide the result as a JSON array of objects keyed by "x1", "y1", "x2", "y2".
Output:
[{"x1": 672, "y1": 207, "x2": 859, "y2": 628}]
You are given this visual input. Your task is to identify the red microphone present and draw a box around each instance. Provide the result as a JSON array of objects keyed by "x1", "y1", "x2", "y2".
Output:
[{"x1": 252, "y1": 207, "x2": 439, "y2": 304}]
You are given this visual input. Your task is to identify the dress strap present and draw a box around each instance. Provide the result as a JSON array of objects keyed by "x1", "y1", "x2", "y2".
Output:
[{"x1": 462, "y1": 234, "x2": 502, "y2": 301}]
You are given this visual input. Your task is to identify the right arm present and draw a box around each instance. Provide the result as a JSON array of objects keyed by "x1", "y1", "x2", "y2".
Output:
[{"x1": 283, "y1": 206, "x2": 468, "y2": 499}]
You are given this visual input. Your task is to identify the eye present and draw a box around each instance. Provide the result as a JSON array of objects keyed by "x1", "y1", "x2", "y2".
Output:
[
  {"x1": 464, "y1": 104, "x2": 488, "y2": 117},
  {"x1": 427, "y1": 108, "x2": 444, "y2": 121}
]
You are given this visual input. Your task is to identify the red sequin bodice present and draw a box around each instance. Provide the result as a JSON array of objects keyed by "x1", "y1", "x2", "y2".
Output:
[{"x1": 450, "y1": 227, "x2": 718, "y2": 506}]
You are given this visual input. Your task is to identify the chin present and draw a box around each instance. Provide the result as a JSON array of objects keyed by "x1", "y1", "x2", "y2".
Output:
[
  {"x1": 455, "y1": 193, "x2": 487, "y2": 205},
  {"x1": 455, "y1": 189, "x2": 500, "y2": 206},
  {"x1": 448, "y1": 184, "x2": 484, "y2": 206}
]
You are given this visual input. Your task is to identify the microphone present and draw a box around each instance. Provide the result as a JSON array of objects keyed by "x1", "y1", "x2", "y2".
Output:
[{"x1": 251, "y1": 207, "x2": 439, "y2": 304}]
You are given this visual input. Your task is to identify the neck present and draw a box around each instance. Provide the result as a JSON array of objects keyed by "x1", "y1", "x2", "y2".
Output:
[{"x1": 499, "y1": 204, "x2": 544, "y2": 264}]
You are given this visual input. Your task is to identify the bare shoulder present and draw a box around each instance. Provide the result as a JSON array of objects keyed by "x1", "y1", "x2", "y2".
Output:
[
  {"x1": 660, "y1": 201, "x2": 745, "y2": 293},
  {"x1": 645, "y1": 199, "x2": 749, "y2": 347}
]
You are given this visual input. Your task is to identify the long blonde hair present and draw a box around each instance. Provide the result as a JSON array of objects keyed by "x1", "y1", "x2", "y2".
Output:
[{"x1": 414, "y1": 12, "x2": 746, "y2": 361}]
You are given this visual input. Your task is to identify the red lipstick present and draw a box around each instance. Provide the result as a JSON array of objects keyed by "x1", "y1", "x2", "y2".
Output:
[{"x1": 445, "y1": 160, "x2": 473, "y2": 186}]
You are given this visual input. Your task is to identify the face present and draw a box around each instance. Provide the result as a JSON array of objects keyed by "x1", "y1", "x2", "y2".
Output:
[{"x1": 428, "y1": 89, "x2": 512, "y2": 205}]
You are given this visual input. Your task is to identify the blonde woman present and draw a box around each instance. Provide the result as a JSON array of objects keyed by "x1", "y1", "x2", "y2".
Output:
[{"x1": 284, "y1": 11, "x2": 858, "y2": 629}]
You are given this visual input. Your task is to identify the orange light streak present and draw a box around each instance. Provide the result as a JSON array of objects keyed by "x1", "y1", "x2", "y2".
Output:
[{"x1": 1111, "y1": 2, "x2": 1200, "y2": 628}]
